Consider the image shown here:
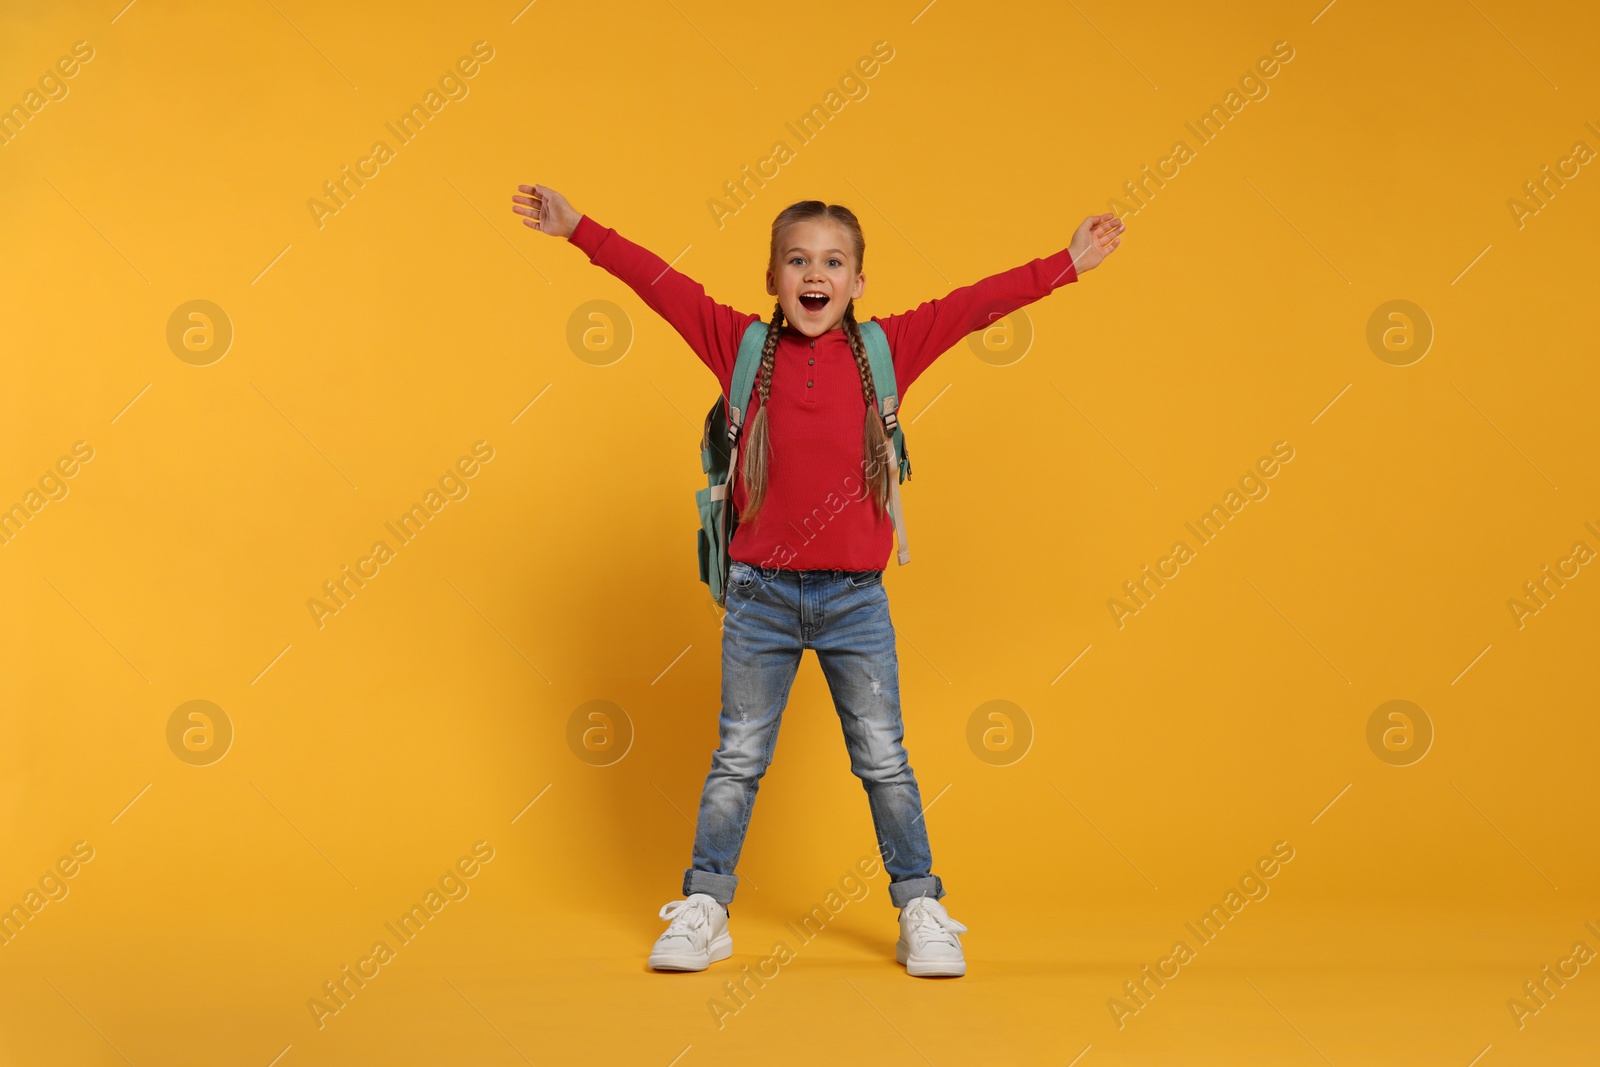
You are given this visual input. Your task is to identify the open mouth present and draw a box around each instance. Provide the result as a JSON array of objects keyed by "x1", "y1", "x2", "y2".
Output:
[{"x1": 798, "y1": 291, "x2": 830, "y2": 315}]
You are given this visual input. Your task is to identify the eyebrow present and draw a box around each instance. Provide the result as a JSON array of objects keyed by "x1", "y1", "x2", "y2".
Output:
[{"x1": 784, "y1": 247, "x2": 847, "y2": 256}]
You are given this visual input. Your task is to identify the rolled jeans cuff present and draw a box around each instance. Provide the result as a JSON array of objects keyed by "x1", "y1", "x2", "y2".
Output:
[
  {"x1": 683, "y1": 868, "x2": 738, "y2": 906},
  {"x1": 888, "y1": 875, "x2": 944, "y2": 909}
]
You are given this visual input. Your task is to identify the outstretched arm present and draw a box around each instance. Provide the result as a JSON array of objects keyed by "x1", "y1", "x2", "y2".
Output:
[
  {"x1": 875, "y1": 213, "x2": 1125, "y2": 393},
  {"x1": 512, "y1": 184, "x2": 752, "y2": 386}
]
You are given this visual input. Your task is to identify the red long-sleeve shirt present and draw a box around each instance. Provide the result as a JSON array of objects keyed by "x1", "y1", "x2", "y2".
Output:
[{"x1": 567, "y1": 213, "x2": 1079, "y2": 572}]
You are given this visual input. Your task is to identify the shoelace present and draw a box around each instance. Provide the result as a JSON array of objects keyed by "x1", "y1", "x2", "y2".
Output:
[
  {"x1": 658, "y1": 898, "x2": 715, "y2": 946},
  {"x1": 903, "y1": 900, "x2": 968, "y2": 946}
]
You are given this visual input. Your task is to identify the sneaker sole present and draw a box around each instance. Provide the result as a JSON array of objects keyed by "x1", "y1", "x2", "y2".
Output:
[
  {"x1": 896, "y1": 938, "x2": 967, "y2": 977},
  {"x1": 649, "y1": 931, "x2": 733, "y2": 972}
]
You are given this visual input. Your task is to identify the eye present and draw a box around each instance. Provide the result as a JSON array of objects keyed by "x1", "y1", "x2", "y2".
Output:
[
  {"x1": 828, "y1": 258, "x2": 842, "y2": 267},
  {"x1": 789, "y1": 256, "x2": 804, "y2": 266}
]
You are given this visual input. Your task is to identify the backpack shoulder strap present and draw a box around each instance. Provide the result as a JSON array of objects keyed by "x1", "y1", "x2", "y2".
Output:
[
  {"x1": 700, "y1": 319, "x2": 775, "y2": 603},
  {"x1": 856, "y1": 319, "x2": 898, "y2": 426},
  {"x1": 728, "y1": 319, "x2": 769, "y2": 436},
  {"x1": 855, "y1": 318, "x2": 912, "y2": 566}
]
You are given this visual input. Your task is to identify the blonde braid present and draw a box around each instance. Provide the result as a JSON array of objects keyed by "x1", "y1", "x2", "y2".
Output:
[
  {"x1": 843, "y1": 304, "x2": 893, "y2": 518},
  {"x1": 738, "y1": 301, "x2": 786, "y2": 524}
]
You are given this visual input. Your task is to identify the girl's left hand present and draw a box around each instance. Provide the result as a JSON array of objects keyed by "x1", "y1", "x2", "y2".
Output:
[{"x1": 1069, "y1": 213, "x2": 1125, "y2": 273}]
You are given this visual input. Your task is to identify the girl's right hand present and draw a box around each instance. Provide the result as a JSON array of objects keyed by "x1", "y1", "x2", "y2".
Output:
[{"x1": 512, "y1": 183, "x2": 580, "y2": 238}]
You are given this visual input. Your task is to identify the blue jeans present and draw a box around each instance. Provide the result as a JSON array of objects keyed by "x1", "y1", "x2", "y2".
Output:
[{"x1": 682, "y1": 560, "x2": 945, "y2": 910}]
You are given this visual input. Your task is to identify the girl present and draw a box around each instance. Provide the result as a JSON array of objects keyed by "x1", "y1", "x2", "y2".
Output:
[{"x1": 512, "y1": 182, "x2": 1122, "y2": 977}]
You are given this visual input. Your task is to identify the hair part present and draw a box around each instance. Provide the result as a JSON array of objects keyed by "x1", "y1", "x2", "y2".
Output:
[{"x1": 738, "y1": 201, "x2": 894, "y2": 527}]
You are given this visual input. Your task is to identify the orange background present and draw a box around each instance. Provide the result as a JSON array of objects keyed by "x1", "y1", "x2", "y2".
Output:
[{"x1": 2, "y1": 0, "x2": 1597, "y2": 1063}]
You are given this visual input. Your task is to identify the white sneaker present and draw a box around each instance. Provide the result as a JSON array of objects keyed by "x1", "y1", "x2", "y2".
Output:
[
  {"x1": 896, "y1": 896, "x2": 968, "y2": 977},
  {"x1": 648, "y1": 892, "x2": 733, "y2": 971}
]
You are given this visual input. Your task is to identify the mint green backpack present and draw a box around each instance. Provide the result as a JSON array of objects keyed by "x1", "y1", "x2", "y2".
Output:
[{"x1": 696, "y1": 319, "x2": 912, "y2": 605}]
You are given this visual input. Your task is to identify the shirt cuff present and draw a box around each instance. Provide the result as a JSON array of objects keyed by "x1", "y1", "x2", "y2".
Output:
[
  {"x1": 569, "y1": 214, "x2": 605, "y2": 257},
  {"x1": 1049, "y1": 247, "x2": 1079, "y2": 286}
]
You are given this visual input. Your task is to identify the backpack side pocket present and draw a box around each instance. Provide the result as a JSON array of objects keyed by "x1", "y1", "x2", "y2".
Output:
[{"x1": 696, "y1": 483, "x2": 728, "y2": 603}]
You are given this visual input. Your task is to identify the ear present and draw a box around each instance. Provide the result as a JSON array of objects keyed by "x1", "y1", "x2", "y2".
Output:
[
  {"x1": 766, "y1": 269, "x2": 777, "y2": 297},
  {"x1": 851, "y1": 270, "x2": 865, "y2": 300}
]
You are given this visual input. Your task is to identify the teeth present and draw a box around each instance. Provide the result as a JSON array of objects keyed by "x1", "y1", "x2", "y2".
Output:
[{"x1": 801, "y1": 291, "x2": 827, "y2": 299}]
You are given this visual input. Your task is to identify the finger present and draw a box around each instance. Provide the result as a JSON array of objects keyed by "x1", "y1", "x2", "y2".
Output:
[
  {"x1": 512, "y1": 195, "x2": 538, "y2": 207},
  {"x1": 522, "y1": 217, "x2": 541, "y2": 229},
  {"x1": 512, "y1": 205, "x2": 537, "y2": 217}
]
